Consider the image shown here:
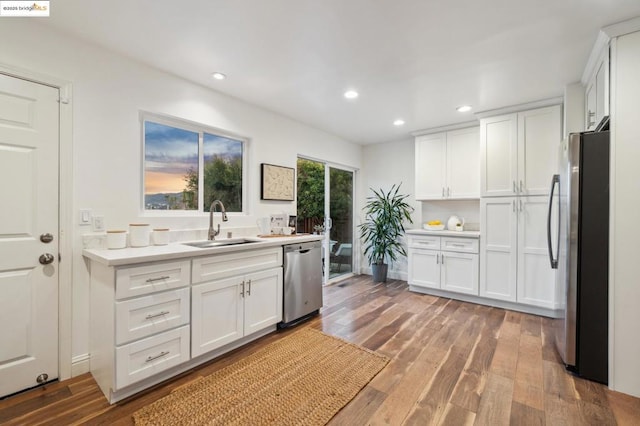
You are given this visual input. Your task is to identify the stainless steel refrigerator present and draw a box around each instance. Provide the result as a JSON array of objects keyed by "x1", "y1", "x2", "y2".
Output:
[{"x1": 547, "y1": 126, "x2": 609, "y2": 384}]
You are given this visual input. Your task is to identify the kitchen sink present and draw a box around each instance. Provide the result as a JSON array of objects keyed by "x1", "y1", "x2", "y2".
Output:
[{"x1": 182, "y1": 238, "x2": 258, "y2": 248}]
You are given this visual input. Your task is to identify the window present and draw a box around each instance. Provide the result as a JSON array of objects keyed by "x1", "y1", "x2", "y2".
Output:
[{"x1": 143, "y1": 114, "x2": 246, "y2": 213}]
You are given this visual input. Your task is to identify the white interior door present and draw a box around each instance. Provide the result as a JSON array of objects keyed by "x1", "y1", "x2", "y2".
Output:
[{"x1": 0, "y1": 74, "x2": 59, "y2": 397}]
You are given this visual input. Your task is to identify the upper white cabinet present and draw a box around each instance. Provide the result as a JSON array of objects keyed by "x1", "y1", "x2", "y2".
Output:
[
  {"x1": 480, "y1": 105, "x2": 562, "y2": 197},
  {"x1": 584, "y1": 45, "x2": 609, "y2": 130},
  {"x1": 415, "y1": 126, "x2": 479, "y2": 200}
]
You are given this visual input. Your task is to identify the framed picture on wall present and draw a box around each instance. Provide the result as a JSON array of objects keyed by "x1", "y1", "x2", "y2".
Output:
[{"x1": 261, "y1": 163, "x2": 295, "y2": 201}]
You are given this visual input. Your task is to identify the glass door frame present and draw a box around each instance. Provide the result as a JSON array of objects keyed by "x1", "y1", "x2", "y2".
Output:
[{"x1": 297, "y1": 155, "x2": 358, "y2": 285}]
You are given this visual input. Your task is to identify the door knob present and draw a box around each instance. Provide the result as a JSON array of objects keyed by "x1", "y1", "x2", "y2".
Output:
[
  {"x1": 40, "y1": 233, "x2": 54, "y2": 243},
  {"x1": 39, "y1": 253, "x2": 55, "y2": 265}
]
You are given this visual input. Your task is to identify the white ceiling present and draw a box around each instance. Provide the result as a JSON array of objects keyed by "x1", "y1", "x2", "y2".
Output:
[{"x1": 42, "y1": 1, "x2": 640, "y2": 144}]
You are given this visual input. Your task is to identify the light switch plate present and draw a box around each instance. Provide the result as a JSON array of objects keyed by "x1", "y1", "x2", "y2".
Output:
[{"x1": 79, "y1": 209, "x2": 92, "y2": 225}]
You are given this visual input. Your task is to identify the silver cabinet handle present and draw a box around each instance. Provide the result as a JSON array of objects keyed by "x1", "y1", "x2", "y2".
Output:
[
  {"x1": 145, "y1": 351, "x2": 170, "y2": 363},
  {"x1": 512, "y1": 200, "x2": 516, "y2": 212},
  {"x1": 436, "y1": 253, "x2": 439, "y2": 264},
  {"x1": 519, "y1": 199, "x2": 523, "y2": 212},
  {"x1": 442, "y1": 187, "x2": 445, "y2": 197},
  {"x1": 513, "y1": 181, "x2": 517, "y2": 193},
  {"x1": 451, "y1": 243, "x2": 465, "y2": 247},
  {"x1": 520, "y1": 180, "x2": 524, "y2": 193},
  {"x1": 246, "y1": 279, "x2": 252, "y2": 296},
  {"x1": 240, "y1": 280, "x2": 245, "y2": 298},
  {"x1": 145, "y1": 311, "x2": 170, "y2": 320},
  {"x1": 146, "y1": 276, "x2": 170, "y2": 283},
  {"x1": 441, "y1": 253, "x2": 444, "y2": 264}
]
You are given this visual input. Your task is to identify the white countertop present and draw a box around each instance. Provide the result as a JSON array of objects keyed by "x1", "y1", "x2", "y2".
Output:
[
  {"x1": 406, "y1": 228, "x2": 480, "y2": 238},
  {"x1": 83, "y1": 234, "x2": 323, "y2": 266}
]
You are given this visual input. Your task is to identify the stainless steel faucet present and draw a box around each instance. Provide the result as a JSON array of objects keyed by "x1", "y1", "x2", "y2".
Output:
[{"x1": 208, "y1": 200, "x2": 228, "y2": 240}]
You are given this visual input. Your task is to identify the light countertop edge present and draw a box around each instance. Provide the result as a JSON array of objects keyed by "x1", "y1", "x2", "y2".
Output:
[
  {"x1": 83, "y1": 234, "x2": 323, "y2": 267},
  {"x1": 406, "y1": 229, "x2": 480, "y2": 238}
]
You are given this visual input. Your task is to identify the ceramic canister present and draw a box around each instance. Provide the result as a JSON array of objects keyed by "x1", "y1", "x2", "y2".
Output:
[
  {"x1": 129, "y1": 223, "x2": 151, "y2": 247},
  {"x1": 106, "y1": 230, "x2": 127, "y2": 249},
  {"x1": 152, "y1": 228, "x2": 170, "y2": 245}
]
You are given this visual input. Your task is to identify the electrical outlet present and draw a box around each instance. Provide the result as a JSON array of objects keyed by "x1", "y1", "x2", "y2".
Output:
[{"x1": 92, "y1": 215, "x2": 105, "y2": 232}]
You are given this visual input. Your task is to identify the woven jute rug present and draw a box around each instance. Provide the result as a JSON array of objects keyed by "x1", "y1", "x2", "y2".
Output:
[{"x1": 132, "y1": 327, "x2": 389, "y2": 426}]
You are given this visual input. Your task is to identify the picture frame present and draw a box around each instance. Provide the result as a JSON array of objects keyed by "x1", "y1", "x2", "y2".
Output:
[{"x1": 261, "y1": 163, "x2": 295, "y2": 201}]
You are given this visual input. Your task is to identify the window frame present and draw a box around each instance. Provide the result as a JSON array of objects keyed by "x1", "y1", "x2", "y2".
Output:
[{"x1": 140, "y1": 111, "x2": 249, "y2": 216}]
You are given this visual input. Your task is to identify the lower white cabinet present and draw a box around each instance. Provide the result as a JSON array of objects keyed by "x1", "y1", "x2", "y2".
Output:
[
  {"x1": 480, "y1": 196, "x2": 558, "y2": 309},
  {"x1": 191, "y1": 247, "x2": 283, "y2": 357},
  {"x1": 88, "y1": 245, "x2": 285, "y2": 403},
  {"x1": 408, "y1": 234, "x2": 479, "y2": 296},
  {"x1": 191, "y1": 267, "x2": 283, "y2": 357}
]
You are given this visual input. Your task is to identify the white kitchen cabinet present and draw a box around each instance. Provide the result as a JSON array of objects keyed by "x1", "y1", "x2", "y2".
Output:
[
  {"x1": 191, "y1": 247, "x2": 283, "y2": 357},
  {"x1": 408, "y1": 234, "x2": 479, "y2": 296},
  {"x1": 480, "y1": 105, "x2": 562, "y2": 197},
  {"x1": 415, "y1": 126, "x2": 479, "y2": 200},
  {"x1": 480, "y1": 196, "x2": 557, "y2": 309},
  {"x1": 584, "y1": 46, "x2": 609, "y2": 130},
  {"x1": 89, "y1": 259, "x2": 192, "y2": 403}
]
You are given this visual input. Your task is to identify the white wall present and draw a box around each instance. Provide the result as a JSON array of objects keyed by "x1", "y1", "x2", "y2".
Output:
[
  {"x1": 610, "y1": 30, "x2": 640, "y2": 398},
  {"x1": 0, "y1": 21, "x2": 362, "y2": 370},
  {"x1": 361, "y1": 138, "x2": 418, "y2": 279}
]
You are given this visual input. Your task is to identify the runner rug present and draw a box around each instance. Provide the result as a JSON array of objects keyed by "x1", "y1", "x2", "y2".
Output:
[{"x1": 133, "y1": 327, "x2": 389, "y2": 425}]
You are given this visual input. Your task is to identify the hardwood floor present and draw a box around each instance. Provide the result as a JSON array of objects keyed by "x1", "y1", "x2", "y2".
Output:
[{"x1": 1, "y1": 275, "x2": 639, "y2": 425}]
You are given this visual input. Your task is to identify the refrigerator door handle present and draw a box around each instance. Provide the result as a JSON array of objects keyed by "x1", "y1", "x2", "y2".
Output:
[{"x1": 547, "y1": 174, "x2": 560, "y2": 269}]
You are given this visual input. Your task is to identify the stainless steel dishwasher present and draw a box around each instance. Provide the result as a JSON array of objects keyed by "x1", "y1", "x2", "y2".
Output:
[{"x1": 280, "y1": 240, "x2": 323, "y2": 327}]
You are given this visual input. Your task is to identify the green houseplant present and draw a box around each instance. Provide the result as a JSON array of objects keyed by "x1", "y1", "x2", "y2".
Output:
[{"x1": 359, "y1": 183, "x2": 414, "y2": 282}]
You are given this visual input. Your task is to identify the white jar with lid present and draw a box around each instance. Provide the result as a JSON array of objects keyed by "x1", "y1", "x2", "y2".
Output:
[
  {"x1": 129, "y1": 223, "x2": 151, "y2": 247},
  {"x1": 106, "y1": 230, "x2": 127, "y2": 249},
  {"x1": 152, "y1": 228, "x2": 170, "y2": 245}
]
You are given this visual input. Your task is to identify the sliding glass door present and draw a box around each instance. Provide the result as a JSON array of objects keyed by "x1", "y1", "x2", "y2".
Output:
[{"x1": 296, "y1": 158, "x2": 355, "y2": 283}]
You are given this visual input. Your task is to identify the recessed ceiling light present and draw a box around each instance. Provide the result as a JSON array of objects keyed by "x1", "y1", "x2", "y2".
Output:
[
  {"x1": 393, "y1": 119, "x2": 405, "y2": 126},
  {"x1": 456, "y1": 105, "x2": 472, "y2": 112},
  {"x1": 211, "y1": 72, "x2": 226, "y2": 80},
  {"x1": 344, "y1": 90, "x2": 359, "y2": 99}
]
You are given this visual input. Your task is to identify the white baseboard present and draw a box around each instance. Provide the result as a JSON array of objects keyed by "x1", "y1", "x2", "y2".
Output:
[
  {"x1": 360, "y1": 266, "x2": 408, "y2": 282},
  {"x1": 71, "y1": 353, "x2": 90, "y2": 377}
]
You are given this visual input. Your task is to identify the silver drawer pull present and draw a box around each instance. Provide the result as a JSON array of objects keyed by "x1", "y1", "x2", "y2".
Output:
[
  {"x1": 246, "y1": 279, "x2": 252, "y2": 296},
  {"x1": 417, "y1": 241, "x2": 434, "y2": 244},
  {"x1": 145, "y1": 276, "x2": 170, "y2": 283},
  {"x1": 145, "y1": 351, "x2": 170, "y2": 363},
  {"x1": 450, "y1": 243, "x2": 466, "y2": 247},
  {"x1": 145, "y1": 311, "x2": 170, "y2": 320}
]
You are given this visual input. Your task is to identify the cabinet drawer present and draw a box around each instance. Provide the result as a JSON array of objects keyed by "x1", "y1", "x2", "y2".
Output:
[
  {"x1": 115, "y1": 325, "x2": 190, "y2": 389},
  {"x1": 441, "y1": 237, "x2": 479, "y2": 253},
  {"x1": 116, "y1": 260, "x2": 190, "y2": 299},
  {"x1": 115, "y1": 287, "x2": 190, "y2": 345},
  {"x1": 192, "y1": 247, "x2": 283, "y2": 283},
  {"x1": 407, "y1": 235, "x2": 440, "y2": 250}
]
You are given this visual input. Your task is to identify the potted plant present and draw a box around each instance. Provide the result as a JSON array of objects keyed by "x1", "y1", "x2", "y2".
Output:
[{"x1": 359, "y1": 183, "x2": 414, "y2": 282}]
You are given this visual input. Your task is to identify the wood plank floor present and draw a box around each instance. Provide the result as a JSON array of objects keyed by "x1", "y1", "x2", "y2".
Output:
[{"x1": 1, "y1": 275, "x2": 639, "y2": 425}]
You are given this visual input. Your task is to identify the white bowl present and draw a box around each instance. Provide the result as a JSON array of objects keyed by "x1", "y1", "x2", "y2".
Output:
[{"x1": 423, "y1": 224, "x2": 445, "y2": 231}]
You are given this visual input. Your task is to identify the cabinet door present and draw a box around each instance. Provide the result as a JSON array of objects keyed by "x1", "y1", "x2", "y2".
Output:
[
  {"x1": 480, "y1": 197, "x2": 517, "y2": 301},
  {"x1": 441, "y1": 252, "x2": 479, "y2": 295},
  {"x1": 446, "y1": 127, "x2": 480, "y2": 199},
  {"x1": 595, "y1": 56, "x2": 608, "y2": 126},
  {"x1": 191, "y1": 276, "x2": 244, "y2": 357},
  {"x1": 408, "y1": 248, "x2": 440, "y2": 289},
  {"x1": 518, "y1": 105, "x2": 562, "y2": 196},
  {"x1": 243, "y1": 267, "x2": 283, "y2": 335},
  {"x1": 516, "y1": 196, "x2": 558, "y2": 309},
  {"x1": 415, "y1": 133, "x2": 446, "y2": 199},
  {"x1": 480, "y1": 114, "x2": 518, "y2": 197}
]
